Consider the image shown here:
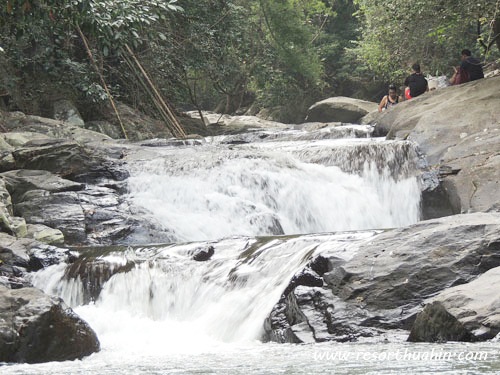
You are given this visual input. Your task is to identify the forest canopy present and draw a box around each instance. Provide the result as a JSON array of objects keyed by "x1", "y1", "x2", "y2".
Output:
[{"x1": 1, "y1": 0, "x2": 499, "y2": 123}]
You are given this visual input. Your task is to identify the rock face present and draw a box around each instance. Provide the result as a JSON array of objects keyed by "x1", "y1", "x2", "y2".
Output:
[
  {"x1": 264, "y1": 213, "x2": 500, "y2": 343},
  {"x1": 407, "y1": 301, "x2": 474, "y2": 342},
  {"x1": 53, "y1": 100, "x2": 85, "y2": 127},
  {"x1": 306, "y1": 97, "x2": 378, "y2": 123},
  {"x1": 96, "y1": 102, "x2": 173, "y2": 141},
  {"x1": 0, "y1": 111, "x2": 143, "y2": 246},
  {"x1": 367, "y1": 76, "x2": 500, "y2": 214},
  {"x1": 0, "y1": 285, "x2": 100, "y2": 363},
  {"x1": 410, "y1": 266, "x2": 500, "y2": 342}
]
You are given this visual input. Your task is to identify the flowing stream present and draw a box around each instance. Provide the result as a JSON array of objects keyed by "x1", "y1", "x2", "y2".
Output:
[{"x1": 5, "y1": 123, "x2": 499, "y2": 374}]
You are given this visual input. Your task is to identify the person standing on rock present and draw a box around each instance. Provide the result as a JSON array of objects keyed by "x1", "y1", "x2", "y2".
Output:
[
  {"x1": 449, "y1": 49, "x2": 484, "y2": 85},
  {"x1": 404, "y1": 63, "x2": 428, "y2": 99},
  {"x1": 378, "y1": 84, "x2": 400, "y2": 112}
]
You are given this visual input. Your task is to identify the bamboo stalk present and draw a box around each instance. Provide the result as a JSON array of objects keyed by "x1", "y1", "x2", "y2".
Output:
[
  {"x1": 124, "y1": 44, "x2": 186, "y2": 139},
  {"x1": 75, "y1": 24, "x2": 128, "y2": 139},
  {"x1": 121, "y1": 52, "x2": 180, "y2": 137}
]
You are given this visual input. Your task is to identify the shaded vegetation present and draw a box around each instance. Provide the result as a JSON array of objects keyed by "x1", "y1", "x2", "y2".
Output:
[{"x1": 1, "y1": 0, "x2": 499, "y2": 126}]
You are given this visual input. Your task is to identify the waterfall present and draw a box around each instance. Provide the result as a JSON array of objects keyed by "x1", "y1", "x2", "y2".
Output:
[
  {"x1": 30, "y1": 124, "x2": 422, "y2": 358},
  {"x1": 125, "y1": 131, "x2": 421, "y2": 243},
  {"x1": 31, "y1": 232, "x2": 377, "y2": 353}
]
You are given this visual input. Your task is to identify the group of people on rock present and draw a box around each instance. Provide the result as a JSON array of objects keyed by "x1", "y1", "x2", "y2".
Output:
[{"x1": 378, "y1": 49, "x2": 484, "y2": 112}]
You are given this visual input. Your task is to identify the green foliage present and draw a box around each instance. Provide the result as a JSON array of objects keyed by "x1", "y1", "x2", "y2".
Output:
[
  {"x1": 3, "y1": 0, "x2": 497, "y2": 124},
  {"x1": 0, "y1": 0, "x2": 181, "y2": 114},
  {"x1": 136, "y1": 0, "x2": 332, "y2": 119},
  {"x1": 353, "y1": 0, "x2": 500, "y2": 82}
]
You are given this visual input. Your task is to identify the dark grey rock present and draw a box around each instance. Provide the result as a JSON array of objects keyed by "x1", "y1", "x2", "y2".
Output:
[
  {"x1": 0, "y1": 285, "x2": 100, "y2": 363},
  {"x1": 192, "y1": 246, "x2": 215, "y2": 261},
  {"x1": 411, "y1": 266, "x2": 500, "y2": 341},
  {"x1": 265, "y1": 213, "x2": 500, "y2": 343},
  {"x1": 408, "y1": 301, "x2": 474, "y2": 342},
  {"x1": 27, "y1": 244, "x2": 76, "y2": 272}
]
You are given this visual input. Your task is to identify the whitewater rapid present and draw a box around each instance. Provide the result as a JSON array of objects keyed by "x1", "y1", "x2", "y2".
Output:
[{"x1": 125, "y1": 131, "x2": 421, "y2": 243}]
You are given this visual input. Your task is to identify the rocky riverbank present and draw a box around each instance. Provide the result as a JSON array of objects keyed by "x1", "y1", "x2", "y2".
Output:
[{"x1": 263, "y1": 212, "x2": 500, "y2": 343}]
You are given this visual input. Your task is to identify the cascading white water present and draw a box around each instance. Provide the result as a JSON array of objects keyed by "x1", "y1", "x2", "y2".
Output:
[
  {"x1": 126, "y1": 133, "x2": 421, "y2": 243},
  {"x1": 31, "y1": 232, "x2": 377, "y2": 355}
]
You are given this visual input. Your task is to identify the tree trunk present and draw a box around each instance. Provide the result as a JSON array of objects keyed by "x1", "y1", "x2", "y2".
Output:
[{"x1": 494, "y1": 18, "x2": 500, "y2": 52}]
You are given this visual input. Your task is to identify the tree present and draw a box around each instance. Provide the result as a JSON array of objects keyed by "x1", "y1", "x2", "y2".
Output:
[
  {"x1": 353, "y1": 0, "x2": 500, "y2": 82},
  {"x1": 0, "y1": 0, "x2": 181, "y2": 114}
]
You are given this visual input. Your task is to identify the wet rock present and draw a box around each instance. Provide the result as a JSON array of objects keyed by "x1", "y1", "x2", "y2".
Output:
[
  {"x1": 1, "y1": 170, "x2": 136, "y2": 245},
  {"x1": 26, "y1": 224, "x2": 64, "y2": 245},
  {"x1": 283, "y1": 269, "x2": 323, "y2": 296},
  {"x1": 265, "y1": 213, "x2": 500, "y2": 343},
  {"x1": 63, "y1": 254, "x2": 135, "y2": 303},
  {"x1": 14, "y1": 190, "x2": 86, "y2": 244},
  {"x1": 411, "y1": 266, "x2": 500, "y2": 342},
  {"x1": 0, "y1": 232, "x2": 31, "y2": 269},
  {"x1": 27, "y1": 244, "x2": 76, "y2": 272},
  {"x1": 263, "y1": 292, "x2": 307, "y2": 343},
  {"x1": 306, "y1": 97, "x2": 377, "y2": 123},
  {"x1": 408, "y1": 301, "x2": 474, "y2": 342},
  {"x1": 309, "y1": 255, "x2": 331, "y2": 276},
  {"x1": 0, "y1": 114, "x2": 129, "y2": 183},
  {"x1": 1, "y1": 170, "x2": 83, "y2": 201},
  {"x1": 0, "y1": 285, "x2": 100, "y2": 363},
  {"x1": 11, "y1": 139, "x2": 127, "y2": 183},
  {"x1": 192, "y1": 246, "x2": 215, "y2": 261}
]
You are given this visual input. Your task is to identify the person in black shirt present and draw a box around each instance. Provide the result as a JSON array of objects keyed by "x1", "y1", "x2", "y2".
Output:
[
  {"x1": 460, "y1": 49, "x2": 484, "y2": 81},
  {"x1": 404, "y1": 63, "x2": 428, "y2": 99}
]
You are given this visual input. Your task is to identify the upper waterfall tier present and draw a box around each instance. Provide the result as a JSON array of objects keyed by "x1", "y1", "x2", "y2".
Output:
[{"x1": 123, "y1": 128, "x2": 421, "y2": 243}]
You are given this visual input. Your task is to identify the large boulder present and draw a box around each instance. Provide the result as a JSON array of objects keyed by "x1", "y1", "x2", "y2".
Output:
[
  {"x1": 409, "y1": 266, "x2": 500, "y2": 342},
  {"x1": 264, "y1": 212, "x2": 500, "y2": 343},
  {"x1": 407, "y1": 301, "x2": 474, "y2": 342},
  {"x1": 369, "y1": 76, "x2": 500, "y2": 214},
  {"x1": 1, "y1": 112, "x2": 112, "y2": 145},
  {"x1": 306, "y1": 97, "x2": 378, "y2": 124},
  {"x1": 97, "y1": 102, "x2": 172, "y2": 141},
  {"x1": 0, "y1": 112, "x2": 137, "y2": 246},
  {"x1": 53, "y1": 100, "x2": 85, "y2": 127},
  {"x1": 0, "y1": 285, "x2": 100, "y2": 363}
]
